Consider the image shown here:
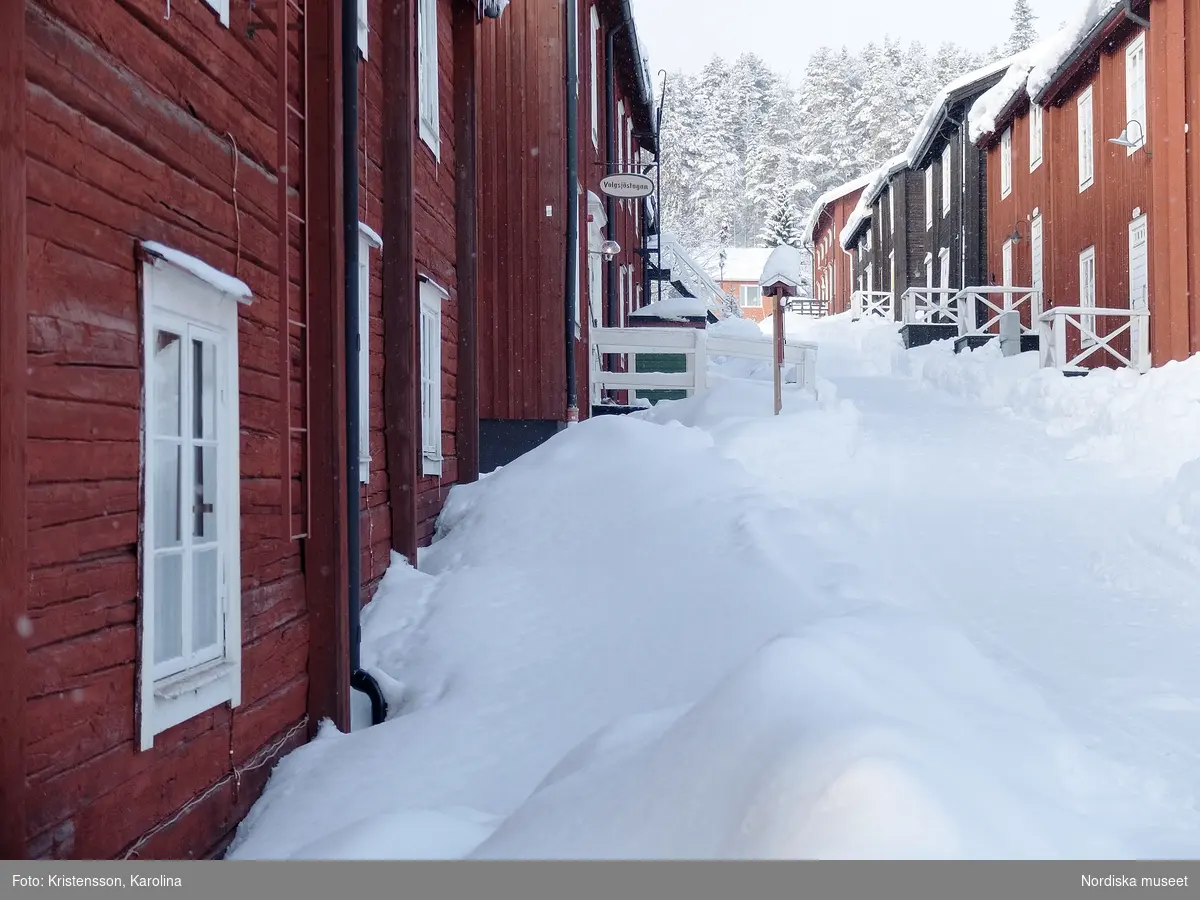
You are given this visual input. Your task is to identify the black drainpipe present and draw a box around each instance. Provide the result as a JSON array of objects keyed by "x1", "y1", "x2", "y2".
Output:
[
  {"x1": 564, "y1": 0, "x2": 579, "y2": 419},
  {"x1": 344, "y1": 0, "x2": 386, "y2": 726},
  {"x1": 604, "y1": 22, "x2": 628, "y2": 389}
]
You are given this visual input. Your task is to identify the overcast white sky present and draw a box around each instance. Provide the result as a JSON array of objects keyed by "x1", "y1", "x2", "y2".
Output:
[{"x1": 631, "y1": 0, "x2": 1084, "y2": 84}]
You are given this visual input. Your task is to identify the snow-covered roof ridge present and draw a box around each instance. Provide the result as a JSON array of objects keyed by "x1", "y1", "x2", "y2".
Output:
[
  {"x1": 708, "y1": 247, "x2": 776, "y2": 283},
  {"x1": 968, "y1": 0, "x2": 1127, "y2": 143},
  {"x1": 803, "y1": 172, "x2": 874, "y2": 245},
  {"x1": 902, "y1": 55, "x2": 1015, "y2": 168},
  {"x1": 838, "y1": 154, "x2": 907, "y2": 251}
]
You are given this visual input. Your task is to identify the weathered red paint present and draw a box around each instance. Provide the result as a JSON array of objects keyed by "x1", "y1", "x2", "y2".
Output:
[{"x1": 809, "y1": 185, "x2": 866, "y2": 315}]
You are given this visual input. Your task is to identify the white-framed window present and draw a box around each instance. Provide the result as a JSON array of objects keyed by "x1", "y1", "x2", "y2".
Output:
[
  {"x1": 740, "y1": 285, "x2": 763, "y2": 308},
  {"x1": 357, "y1": 0, "x2": 369, "y2": 58},
  {"x1": 865, "y1": 226, "x2": 872, "y2": 252},
  {"x1": 939, "y1": 246, "x2": 950, "y2": 289},
  {"x1": 925, "y1": 167, "x2": 933, "y2": 229},
  {"x1": 636, "y1": 282, "x2": 642, "y2": 312},
  {"x1": 590, "y1": 7, "x2": 600, "y2": 149},
  {"x1": 1031, "y1": 212, "x2": 1044, "y2": 308},
  {"x1": 138, "y1": 250, "x2": 249, "y2": 751},
  {"x1": 357, "y1": 223, "x2": 382, "y2": 484},
  {"x1": 1030, "y1": 103, "x2": 1044, "y2": 171},
  {"x1": 418, "y1": 0, "x2": 440, "y2": 159},
  {"x1": 941, "y1": 144, "x2": 952, "y2": 216},
  {"x1": 888, "y1": 184, "x2": 895, "y2": 235},
  {"x1": 419, "y1": 278, "x2": 447, "y2": 477},
  {"x1": 1000, "y1": 127, "x2": 1013, "y2": 199},
  {"x1": 889, "y1": 250, "x2": 895, "y2": 294},
  {"x1": 202, "y1": 0, "x2": 231, "y2": 26},
  {"x1": 1078, "y1": 86, "x2": 1095, "y2": 191},
  {"x1": 1002, "y1": 238, "x2": 1014, "y2": 287},
  {"x1": 1125, "y1": 33, "x2": 1147, "y2": 154},
  {"x1": 1079, "y1": 246, "x2": 1097, "y2": 341},
  {"x1": 924, "y1": 252, "x2": 933, "y2": 290},
  {"x1": 618, "y1": 265, "x2": 628, "y2": 327}
]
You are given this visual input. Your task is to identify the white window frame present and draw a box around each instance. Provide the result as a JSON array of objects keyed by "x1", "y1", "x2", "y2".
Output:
[
  {"x1": 1030, "y1": 103, "x2": 1044, "y2": 171},
  {"x1": 357, "y1": 223, "x2": 382, "y2": 484},
  {"x1": 357, "y1": 0, "x2": 369, "y2": 59},
  {"x1": 419, "y1": 277, "x2": 447, "y2": 477},
  {"x1": 1000, "y1": 127, "x2": 1013, "y2": 199},
  {"x1": 617, "y1": 101, "x2": 626, "y2": 175},
  {"x1": 418, "y1": 0, "x2": 440, "y2": 159},
  {"x1": 1002, "y1": 238, "x2": 1014, "y2": 287},
  {"x1": 939, "y1": 246, "x2": 950, "y2": 289},
  {"x1": 941, "y1": 144, "x2": 952, "y2": 216},
  {"x1": 590, "y1": 7, "x2": 600, "y2": 149},
  {"x1": 740, "y1": 285, "x2": 763, "y2": 308},
  {"x1": 1079, "y1": 245, "x2": 1097, "y2": 342},
  {"x1": 1125, "y1": 33, "x2": 1147, "y2": 155},
  {"x1": 924, "y1": 252, "x2": 933, "y2": 290},
  {"x1": 925, "y1": 167, "x2": 933, "y2": 229},
  {"x1": 202, "y1": 0, "x2": 231, "y2": 26},
  {"x1": 888, "y1": 185, "x2": 895, "y2": 235},
  {"x1": 138, "y1": 250, "x2": 249, "y2": 751},
  {"x1": 1078, "y1": 86, "x2": 1095, "y2": 191},
  {"x1": 1031, "y1": 212, "x2": 1043, "y2": 305},
  {"x1": 618, "y1": 265, "x2": 627, "y2": 327}
]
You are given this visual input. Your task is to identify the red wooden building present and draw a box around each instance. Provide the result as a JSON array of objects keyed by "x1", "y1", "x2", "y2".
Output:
[
  {"x1": 805, "y1": 176, "x2": 870, "y2": 315},
  {"x1": 475, "y1": 0, "x2": 657, "y2": 471},
  {"x1": 1, "y1": 0, "x2": 504, "y2": 860},
  {"x1": 971, "y1": 0, "x2": 1199, "y2": 369}
]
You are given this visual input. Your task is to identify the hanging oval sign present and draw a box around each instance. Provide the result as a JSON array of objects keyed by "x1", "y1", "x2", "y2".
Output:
[{"x1": 599, "y1": 173, "x2": 655, "y2": 199}]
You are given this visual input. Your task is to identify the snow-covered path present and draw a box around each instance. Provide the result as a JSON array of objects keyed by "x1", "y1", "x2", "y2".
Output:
[{"x1": 228, "y1": 314, "x2": 1200, "y2": 860}]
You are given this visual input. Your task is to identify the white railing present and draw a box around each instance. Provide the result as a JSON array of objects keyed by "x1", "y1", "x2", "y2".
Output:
[
  {"x1": 590, "y1": 326, "x2": 818, "y2": 400},
  {"x1": 1037, "y1": 306, "x2": 1151, "y2": 374},
  {"x1": 787, "y1": 297, "x2": 829, "y2": 318},
  {"x1": 954, "y1": 286, "x2": 1043, "y2": 338},
  {"x1": 851, "y1": 290, "x2": 894, "y2": 320},
  {"x1": 650, "y1": 234, "x2": 739, "y2": 319},
  {"x1": 901, "y1": 287, "x2": 961, "y2": 327}
]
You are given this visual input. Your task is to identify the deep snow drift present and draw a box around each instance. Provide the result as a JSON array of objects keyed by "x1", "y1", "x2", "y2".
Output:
[{"x1": 228, "y1": 314, "x2": 1200, "y2": 860}]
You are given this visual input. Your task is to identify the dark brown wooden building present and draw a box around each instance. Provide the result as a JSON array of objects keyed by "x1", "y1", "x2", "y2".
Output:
[
  {"x1": 0, "y1": 0, "x2": 502, "y2": 861},
  {"x1": 476, "y1": 0, "x2": 657, "y2": 471}
]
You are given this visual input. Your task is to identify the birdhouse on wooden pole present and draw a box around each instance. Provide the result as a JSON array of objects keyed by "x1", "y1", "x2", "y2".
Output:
[{"x1": 759, "y1": 245, "x2": 804, "y2": 416}]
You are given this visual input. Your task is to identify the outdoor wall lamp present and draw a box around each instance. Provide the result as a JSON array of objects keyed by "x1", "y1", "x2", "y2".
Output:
[
  {"x1": 600, "y1": 239, "x2": 621, "y2": 261},
  {"x1": 1109, "y1": 119, "x2": 1151, "y2": 157},
  {"x1": 1009, "y1": 220, "x2": 1028, "y2": 244}
]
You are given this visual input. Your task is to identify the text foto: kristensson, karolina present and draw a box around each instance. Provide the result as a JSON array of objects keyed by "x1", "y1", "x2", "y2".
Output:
[
  {"x1": 1083, "y1": 875, "x2": 1190, "y2": 888},
  {"x1": 13, "y1": 875, "x2": 183, "y2": 889}
]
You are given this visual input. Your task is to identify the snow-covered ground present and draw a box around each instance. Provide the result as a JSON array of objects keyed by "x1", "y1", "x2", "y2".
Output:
[{"x1": 227, "y1": 313, "x2": 1200, "y2": 860}]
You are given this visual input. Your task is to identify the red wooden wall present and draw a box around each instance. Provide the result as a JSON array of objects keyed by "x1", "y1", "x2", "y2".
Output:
[
  {"x1": 812, "y1": 186, "x2": 864, "y2": 315},
  {"x1": 22, "y1": 0, "x2": 311, "y2": 858}
]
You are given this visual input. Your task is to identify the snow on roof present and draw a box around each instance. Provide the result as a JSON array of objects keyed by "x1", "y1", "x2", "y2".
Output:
[
  {"x1": 141, "y1": 241, "x2": 253, "y2": 302},
  {"x1": 1027, "y1": 0, "x2": 1124, "y2": 102},
  {"x1": 759, "y1": 245, "x2": 805, "y2": 292},
  {"x1": 709, "y1": 247, "x2": 776, "y2": 284},
  {"x1": 968, "y1": 0, "x2": 1124, "y2": 142},
  {"x1": 903, "y1": 55, "x2": 1014, "y2": 168},
  {"x1": 803, "y1": 172, "x2": 873, "y2": 245},
  {"x1": 838, "y1": 154, "x2": 907, "y2": 251},
  {"x1": 630, "y1": 296, "x2": 709, "y2": 321}
]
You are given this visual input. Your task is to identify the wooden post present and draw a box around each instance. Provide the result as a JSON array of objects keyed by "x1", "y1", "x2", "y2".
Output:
[
  {"x1": 0, "y1": 0, "x2": 27, "y2": 856},
  {"x1": 382, "y1": 0, "x2": 419, "y2": 562},
  {"x1": 772, "y1": 298, "x2": 784, "y2": 415}
]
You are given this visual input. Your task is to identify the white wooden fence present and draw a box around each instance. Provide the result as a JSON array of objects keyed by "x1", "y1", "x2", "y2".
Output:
[
  {"x1": 1037, "y1": 306, "x2": 1151, "y2": 374},
  {"x1": 850, "y1": 290, "x2": 894, "y2": 320},
  {"x1": 590, "y1": 326, "x2": 818, "y2": 400},
  {"x1": 953, "y1": 286, "x2": 1042, "y2": 338},
  {"x1": 901, "y1": 287, "x2": 962, "y2": 327}
]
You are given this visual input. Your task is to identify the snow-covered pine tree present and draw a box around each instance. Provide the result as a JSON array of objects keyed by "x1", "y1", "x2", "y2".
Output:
[
  {"x1": 760, "y1": 193, "x2": 805, "y2": 248},
  {"x1": 1005, "y1": 0, "x2": 1039, "y2": 55}
]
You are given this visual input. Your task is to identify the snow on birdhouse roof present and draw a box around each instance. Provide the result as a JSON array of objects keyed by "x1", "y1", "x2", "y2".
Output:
[
  {"x1": 707, "y1": 247, "x2": 776, "y2": 284},
  {"x1": 803, "y1": 172, "x2": 873, "y2": 245},
  {"x1": 758, "y1": 244, "x2": 805, "y2": 292},
  {"x1": 968, "y1": 0, "x2": 1126, "y2": 143}
]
